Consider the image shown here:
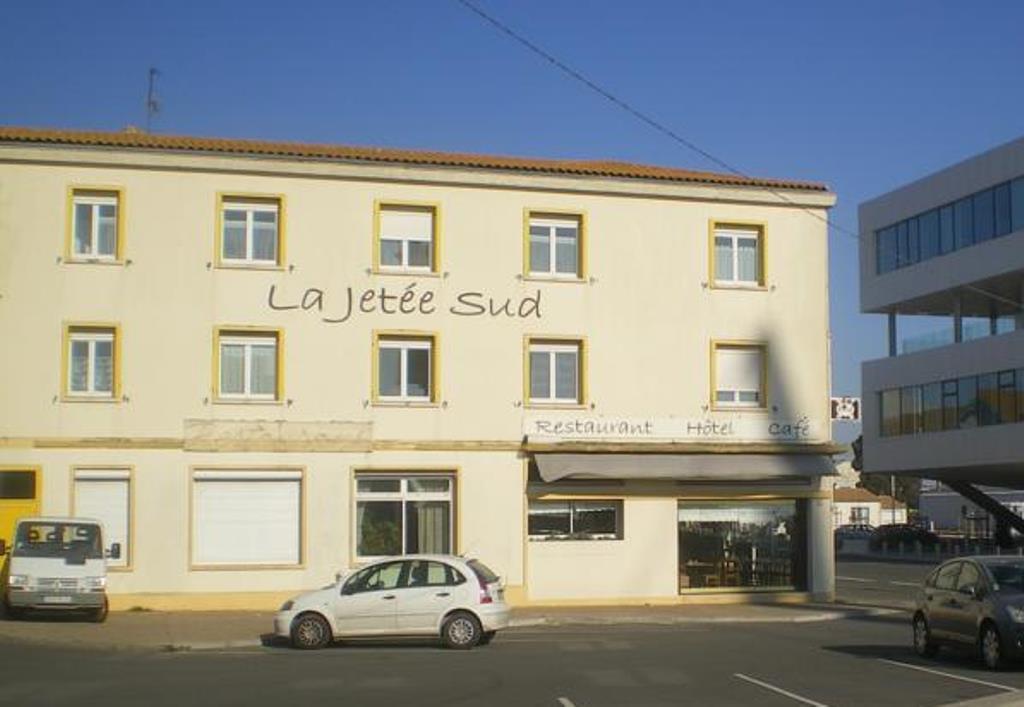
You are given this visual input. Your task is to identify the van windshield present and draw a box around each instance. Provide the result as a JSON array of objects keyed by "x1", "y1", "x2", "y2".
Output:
[{"x1": 13, "y1": 522, "x2": 102, "y2": 560}]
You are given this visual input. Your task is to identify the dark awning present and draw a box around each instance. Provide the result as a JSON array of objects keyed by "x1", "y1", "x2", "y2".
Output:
[{"x1": 534, "y1": 453, "x2": 835, "y2": 483}]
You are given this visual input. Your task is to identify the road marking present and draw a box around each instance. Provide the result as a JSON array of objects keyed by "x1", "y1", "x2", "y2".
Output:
[
  {"x1": 888, "y1": 581, "x2": 920, "y2": 587},
  {"x1": 877, "y1": 659, "x2": 1018, "y2": 692},
  {"x1": 836, "y1": 576, "x2": 876, "y2": 583},
  {"x1": 556, "y1": 697, "x2": 577, "y2": 707},
  {"x1": 734, "y1": 673, "x2": 830, "y2": 706}
]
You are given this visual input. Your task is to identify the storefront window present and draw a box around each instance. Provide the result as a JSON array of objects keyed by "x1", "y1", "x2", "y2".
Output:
[
  {"x1": 355, "y1": 475, "x2": 453, "y2": 558},
  {"x1": 677, "y1": 501, "x2": 805, "y2": 591},
  {"x1": 528, "y1": 500, "x2": 622, "y2": 540}
]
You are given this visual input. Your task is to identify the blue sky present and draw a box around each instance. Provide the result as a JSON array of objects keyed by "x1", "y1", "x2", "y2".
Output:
[{"x1": 3, "y1": 0, "x2": 1023, "y2": 440}]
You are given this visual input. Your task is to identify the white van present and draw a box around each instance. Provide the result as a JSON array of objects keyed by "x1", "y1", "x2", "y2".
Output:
[{"x1": 1, "y1": 516, "x2": 120, "y2": 622}]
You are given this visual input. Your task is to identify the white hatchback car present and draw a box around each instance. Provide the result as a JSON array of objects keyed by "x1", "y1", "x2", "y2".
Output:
[{"x1": 274, "y1": 555, "x2": 510, "y2": 650}]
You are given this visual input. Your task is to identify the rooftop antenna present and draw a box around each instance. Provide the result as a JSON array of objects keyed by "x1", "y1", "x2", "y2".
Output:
[{"x1": 145, "y1": 67, "x2": 161, "y2": 133}]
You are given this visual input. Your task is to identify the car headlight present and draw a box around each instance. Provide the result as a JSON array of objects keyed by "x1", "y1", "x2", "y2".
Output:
[
  {"x1": 7, "y1": 574, "x2": 28, "y2": 588},
  {"x1": 279, "y1": 600, "x2": 294, "y2": 611},
  {"x1": 1006, "y1": 606, "x2": 1024, "y2": 623},
  {"x1": 82, "y1": 577, "x2": 107, "y2": 590}
]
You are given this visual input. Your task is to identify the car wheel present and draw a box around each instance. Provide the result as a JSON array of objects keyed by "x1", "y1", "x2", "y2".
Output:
[
  {"x1": 442, "y1": 611, "x2": 482, "y2": 650},
  {"x1": 980, "y1": 622, "x2": 1005, "y2": 670},
  {"x1": 291, "y1": 612, "x2": 332, "y2": 650},
  {"x1": 913, "y1": 614, "x2": 938, "y2": 658},
  {"x1": 89, "y1": 599, "x2": 109, "y2": 624},
  {"x1": 478, "y1": 630, "x2": 496, "y2": 646}
]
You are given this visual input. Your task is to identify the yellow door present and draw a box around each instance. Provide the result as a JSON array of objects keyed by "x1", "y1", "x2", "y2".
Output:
[{"x1": 0, "y1": 468, "x2": 41, "y2": 551}]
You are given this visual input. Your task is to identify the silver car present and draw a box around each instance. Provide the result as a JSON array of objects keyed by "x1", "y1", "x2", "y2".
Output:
[
  {"x1": 274, "y1": 555, "x2": 510, "y2": 650},
  {"x1": 913, "y1": 556, "x2": 1024, "y2": 670}
]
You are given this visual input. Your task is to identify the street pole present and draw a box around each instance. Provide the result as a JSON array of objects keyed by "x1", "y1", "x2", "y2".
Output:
[{"x1": 891, "y1": 475, "x2": 896, "y2": 525}]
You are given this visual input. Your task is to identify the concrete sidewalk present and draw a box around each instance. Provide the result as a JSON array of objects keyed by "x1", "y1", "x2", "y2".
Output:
[{"x1": 0, "y1": 602, "x2": 902, "y2": 652}]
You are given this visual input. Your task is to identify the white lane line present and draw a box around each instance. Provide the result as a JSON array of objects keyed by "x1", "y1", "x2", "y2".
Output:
[
  {"x1": 556, "y1": 698, "x2": 577, "y2": 707},
  {"x1": 734, "y1": 673, "x2": 830, "y2": 706},
  {"x1": 877, "y1": 659, "x2": 1018, "y2": 692},
  {"x1": 836, "y1": 576, "x2": 876, "y2": 583}
]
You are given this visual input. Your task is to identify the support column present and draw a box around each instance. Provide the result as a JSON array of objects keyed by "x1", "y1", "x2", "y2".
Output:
[
  {"x1": 888, "y1": 312, "x2": 898, "y2": 357},
  {"x1": 990, "y1": 301, "x2": 999, "y2": 336},
  {"x1": 807, "y1": 494, "x2": 835, "y2": 602}
]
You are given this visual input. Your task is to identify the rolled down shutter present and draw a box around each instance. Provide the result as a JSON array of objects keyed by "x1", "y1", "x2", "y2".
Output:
[
  {"x1": 193, "y1": 470, "x2": 301, "y2": 566},
  {"x1": 716, "y1": 347, "x2": 762, "y2": 393},
  {"x1": 380, "y1": 208, "x2": 433, "y2": 242},
  {"x1": 74, "y1": 469, "x2": 130, "y2": 568}
]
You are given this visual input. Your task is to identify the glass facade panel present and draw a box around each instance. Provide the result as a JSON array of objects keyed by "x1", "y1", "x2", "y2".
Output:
[
  {"x1": 919, "y1": 209, "x2": 940, "y2": 260},
  {"x1": 1013, "y1": 178, "x2": 1024, "y2": 232},
  {"x1": 997, "y1": 371, "x2": 1017, "y2": 425},
  {"x1": 897, "y1": 221, "x2": 910, "y2": 267},
  {"x1": 922, "y1": 382, "x2": 942, "y2": 432},
  {"x1": 977, "y1": 373, "x2": 999, "y2": 426},
  {"x1": 900, "y1": 386, "x2": 921, "y2": 435},
  {"x1": 955, "y1": 197, "x2": 974, "y2": 250},
  {"x1": 677, "y1": 501, "x2": 804, "y2": 591},
  {"x1": 973, "y1": 189, "x2": 995, "y2": 242},
  {"x1": 995, "y1": 183, "x2": 1013, "y2": 236},
  {"x1": 958, "y1": 376, "x2": 978, "y2": 428},
  {"x1": 939, "y1": 205, "x2": 955, "y2": 254},
  {"x1": 942, "y1": 380, "x2": 959, "y2": 430},
  {"x1": 880, "y1": 389, "x2": 900, "y2": 437},
  {"x1": 907, "y1": 218, "x2": 920, "y2": 264}
]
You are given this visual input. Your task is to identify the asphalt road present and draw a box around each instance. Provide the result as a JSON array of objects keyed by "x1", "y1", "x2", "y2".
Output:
[
  {"x1": 836, "y1": 558, "x2": 938, "y2": 609},
  {"x1": 2, "y1": 612, "x2": 1023, "y2": 707}
]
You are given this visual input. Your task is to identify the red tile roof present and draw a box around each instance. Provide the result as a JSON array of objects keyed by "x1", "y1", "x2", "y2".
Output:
[
  {"x1": 0, "y1": 126, "x2": 829, "y2": 192},
  {"x1": 834, "y1": 487, "x2": 906, "y2": 509}
]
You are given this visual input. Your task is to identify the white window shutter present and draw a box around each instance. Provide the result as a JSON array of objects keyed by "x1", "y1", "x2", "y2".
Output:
[
  {"x1": 74, "y1": 471, "x2": 130, "y2": 568},
  {"x1": 381, "y1": 209, "x2": 433, "y2": 242},
  {"x1": 716, "y1": 348, "x2": 762, "y2": 392}
]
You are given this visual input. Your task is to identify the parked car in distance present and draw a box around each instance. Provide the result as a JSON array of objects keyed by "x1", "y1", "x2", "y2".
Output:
[
  {"x1": 913, "y1": 556, "x2": 1024, "y2": 669},
  {"x1": 870, "y1": 523, "x2": 939, "y2": 551},
  {"x1": 835, "y1": 524, "x2": 874, "y2": 539},
  {"x1": 274, "y1": 555, "x2": 509, "y2": 650}
]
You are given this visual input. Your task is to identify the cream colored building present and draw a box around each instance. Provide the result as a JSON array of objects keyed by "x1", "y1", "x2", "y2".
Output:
[{"x1": 0, "y1": 127, "x2": 840, "y2": 609}]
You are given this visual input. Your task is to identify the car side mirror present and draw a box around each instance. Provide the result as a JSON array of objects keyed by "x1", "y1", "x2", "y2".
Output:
[{"x1": 108, "y1": 543, "x2": 122, "y2": 560}]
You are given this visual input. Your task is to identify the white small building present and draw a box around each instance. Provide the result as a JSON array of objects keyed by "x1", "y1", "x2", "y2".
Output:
[{"x1": 832, "y1": 487, "x2": 907, "y2": 528}]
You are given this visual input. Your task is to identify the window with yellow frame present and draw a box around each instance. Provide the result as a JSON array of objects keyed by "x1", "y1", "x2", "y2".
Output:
[
  {"x1": 63, "y1": 324, "x2": 120, "y2": 400},
  {"x1": 526, "y1": 211, "x2": 584, "y2": 280},
  {"x1": 214, "y1": 328, "x2": 283, "y2": 402},
  {"x1": 711, "y1": 222, "x2": 765, "y2": 288},
  {"x1": 373, "y1": 332, "x2": 438, "y2": 403},
  {"x1": 375, "y1": 203, "x2": 439, "y2": 273},
  {"x1": 67, "y1": 188, "x2": 124, "y2": 262},
  {"x1": 712, "y1": 342, "x2": 767, "y2": 409},
  {"x1": 217, "y1": 195, "x2": 284, "y2": 267}
]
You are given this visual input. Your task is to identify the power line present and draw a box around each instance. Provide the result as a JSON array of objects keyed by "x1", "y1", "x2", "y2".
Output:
[{"x1": 454, "y1": 0, "x2": 1022, "y2": 314}]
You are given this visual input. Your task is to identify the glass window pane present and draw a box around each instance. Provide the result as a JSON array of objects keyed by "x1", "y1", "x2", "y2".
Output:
[
  {"x1": 70, "y1": 340, "x2": 90, "y2": 392},
  {"x1": 528, "y1": 501, "x2": 571, "y2": 537},
  {"x1": 529, "y1": 226, "x2": 550, "y2": 273},
  {"x1": 900, "y1": 386, "x2": 921, "y2": 435},
  {"x1": 220, "y1": 344, "x2": 245, "y2": 395},
  {"x1": 380, "y1": 239, "x2": 403, "y2": 267},
  {"x1": 356, "y1": 501, "x2": 402, "y2": 556},
  {"x1": 939, "y1": 206, "x2": 955, "y2": 254},
  {"x1": 907, "y1": 218, "x2": 920, "y2": 264},
  {"x1": 995, "y1": 184, "x2": 1013, "y2": 237},
  {"x1": 919, "y1": 210, "x2": 940, "y2": 260},
  {"x1": 554, "y1": 350, "x2": 578, "y2": 401},
  {"x1": 715, "y1": 236, "x2": 735, "y2": 280},
  {"x1": 405, "y1": 501, "x2": 450, "y2": 554},
  {"x1": 250, "y1": 344, "x2": 277, "y2": 396},
  {"x1": 223, "y1": 210, "x2": 247, "y2": 260},
  {"x1": 954, "y1": 198, "x2": 974, "y2": 250},
  {"x1": 407, "y1": 241, "x2": 431, "y2": 268},
  {"x1": 407, "y1": 478, "x2": 450, "y2": 493},
  {"x1": 378, "y1": 348, "x2": 401, "y2": 397},
  {"x1": 405, "y1": 347, "x2": 430, "y2": 398},
  {"x1": 880, "y1": 389, "x2": 900, "y2": 437},
  {"x1": 93, "y1": 340, "x2": 113, "y2": 394},
  {"x1": 357, "y1": 478, "x2": 401, "y2": 494},
  {"x1": 251, "y1": 216, "x2": 277, "y2": 262},
  {"x1": 73, "y1": 203, "x2": 93, "y2": 255},
  {"x1": 1013, "y1": 178, "x2": 1024, "y2": 233},
  {"x1": 738, "y1": 390, "x2": 760, "y2": 403},
  {"x1": 942, "y1": 380, "x2": 958, "y2": 430},
  {"x1": 922, "y1": 382, "x2": 942, "y2": 432},
  {"x1": 998, "y1": 371, "x2": 1017, "y2": 425},
  {"x1": 973, "y1": 190, "x2": 995, "y2": 242},
  {"x1": 977, "y1": 373, "x2": 998, "y2": 426},
  {"x1": 717, "y1": 390, "x2": 736, "y2": 403},
  {"x1": 530, "y1": 351, "x2": 550, "y2": 399},
  {"x1": 554, "y1": 226, "x2": 578, "y2": 275},
  {"x1": 573, "y1": 501, "x2": 619, "y2": 537},
  {"x1": 958, "y1": 376, "x2": 978, "y2": 428},
  {"x1": 97, "y1": 204, "x2": 117, "y2": 256},
  {"x1": 737, "y1": 237, "x2": 759, "y2": 282},
  {"x1": 897, "y1": 221, "x2": 909, "y2": 267}
]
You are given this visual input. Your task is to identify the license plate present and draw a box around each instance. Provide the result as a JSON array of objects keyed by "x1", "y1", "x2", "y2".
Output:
[{"x1": 42, "y1": 595, "x2": 73, "y2": 604}]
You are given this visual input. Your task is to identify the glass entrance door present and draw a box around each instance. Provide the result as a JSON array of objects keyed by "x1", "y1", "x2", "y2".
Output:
[{"x1": 677, "y1": 500, "x2": 806, "y2": 592}]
